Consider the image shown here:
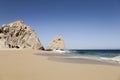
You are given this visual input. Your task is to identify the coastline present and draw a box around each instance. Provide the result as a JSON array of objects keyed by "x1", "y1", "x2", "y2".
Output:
[
  {"x1": 37, "y1": 51, "x2": 120, "y2": 66},
  {"x1": 0, "y1": 49, "x2": 120, "y2": 80}
]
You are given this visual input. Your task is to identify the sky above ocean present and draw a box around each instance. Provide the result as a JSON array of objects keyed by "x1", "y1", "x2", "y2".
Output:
[{"x1": 0, "y1": 0, "x2": 120, "y2": 49}]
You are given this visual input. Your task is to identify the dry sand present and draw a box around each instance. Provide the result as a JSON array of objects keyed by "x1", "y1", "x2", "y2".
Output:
[{"x1": 0, "y1": 49, "x2": 120, "y2": 80}]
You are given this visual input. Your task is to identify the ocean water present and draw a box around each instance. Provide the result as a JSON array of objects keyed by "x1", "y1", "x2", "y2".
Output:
[{"x1": 53, "y1": 49, "x2": 120, "y2": 63}]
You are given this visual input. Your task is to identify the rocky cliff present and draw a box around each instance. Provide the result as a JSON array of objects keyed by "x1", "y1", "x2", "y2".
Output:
[
  {"x1": 0, "y1": 21, "x2": 44, "y2": 50},
  {"x1": 48, "y1": 36, "x2": 65, "y2": 50}
]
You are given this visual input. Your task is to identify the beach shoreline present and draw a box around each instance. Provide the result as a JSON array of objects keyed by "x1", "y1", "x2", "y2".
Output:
[
  {"x1": 0, "y1": 49, "x2": 120, "y2": 80},
  {"x1": 37, "y1": 51, "x2": 120, "y2": 66}
]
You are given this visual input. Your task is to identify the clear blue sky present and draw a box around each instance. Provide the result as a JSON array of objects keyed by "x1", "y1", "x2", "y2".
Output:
[{"x1": 0, "y1": 0, "x2": 120, "y2": 49}]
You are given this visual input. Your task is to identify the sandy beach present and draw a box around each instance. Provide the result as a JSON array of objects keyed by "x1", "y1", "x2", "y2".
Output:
[{"x1": 0, "y1": 49, "x2": 120, "y2": 80}]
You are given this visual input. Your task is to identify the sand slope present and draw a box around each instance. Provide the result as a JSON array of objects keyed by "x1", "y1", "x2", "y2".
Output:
[{"x1": 0, "y1": 49, "x2": 120, "y2": 80}]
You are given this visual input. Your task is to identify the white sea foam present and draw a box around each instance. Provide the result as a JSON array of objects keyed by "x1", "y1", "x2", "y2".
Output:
[
  {"x1": 71, "y1": 55, "x2": 120, "y2": 63},
  {"x1": 51, "y1": 50, "x2": 120, "y2": 64},
  {"x1": 52, "y1": 50, "x2": 66, "y2": 53},
  {"x1": 100, "y1": 55, "x2": 120, "y2": 63},
  {"x1": 65, "y1": 55, "x2": 101, "y2": 61},
  {"x1": 63, "y1": 55, "x2": 120, "y2": 64}
]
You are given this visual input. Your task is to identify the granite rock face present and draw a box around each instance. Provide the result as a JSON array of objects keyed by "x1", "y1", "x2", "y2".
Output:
[
  {"x1": 48, "y1": 36, "x2": 65, "y2": 50},
  {"x1": 0, "y1": 21, "x2": 44, "y2": 50}
]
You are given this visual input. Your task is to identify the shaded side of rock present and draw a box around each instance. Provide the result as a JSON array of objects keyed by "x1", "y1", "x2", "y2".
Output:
[
  {"x1": 0, "y1": 20, "x2": 44, "y2": 50},
  {"x1": 47, "y1": 36, "x2": 65, "y2": 50}
]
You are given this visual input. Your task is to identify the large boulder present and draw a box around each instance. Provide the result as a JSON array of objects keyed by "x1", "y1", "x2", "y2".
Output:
[
  {"x1": 47, "y1": 36, "x2": 65, "y2": 50},
  {"x1": 0, "y1": 20, "x2": 44, "y2": 50}
]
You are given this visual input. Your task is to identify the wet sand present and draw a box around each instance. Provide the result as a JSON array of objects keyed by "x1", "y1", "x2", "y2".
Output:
[{"x1": 0, "y1": 49, "x2": 120, "y2": 80}]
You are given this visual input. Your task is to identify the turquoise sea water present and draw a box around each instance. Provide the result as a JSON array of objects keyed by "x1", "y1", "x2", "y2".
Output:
[{"x1": 53, "y1": 49, "x2": 120, "y2": 63}]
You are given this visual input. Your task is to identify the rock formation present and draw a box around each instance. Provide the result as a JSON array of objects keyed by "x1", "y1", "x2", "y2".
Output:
[
  {"x1": 47, "y1": 36, "x2": 65, "y2": 50},
  {"x1": 0, "y1": 20, "x2": 44, "y2": 50}
]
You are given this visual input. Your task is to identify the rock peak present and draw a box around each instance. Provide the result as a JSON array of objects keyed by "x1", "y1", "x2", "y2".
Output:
[
  {"x1": 10, "y1": 20, "x2": 24, "y2": 24},
  {"x1": 0, "y1": 20, "x2": 44, "y2": 50},
  {"x1": 48, "y1": 35, "x2": 65, "y2": 50},
  {"x1": 9, "y1": 20, "x2": 25, "y2": 27}
]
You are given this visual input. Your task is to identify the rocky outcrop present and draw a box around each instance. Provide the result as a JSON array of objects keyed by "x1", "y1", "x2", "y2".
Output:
[
  {"x1": 0, "y1": 20, "x2": 44, "y2": 50},
  {"x1": 48, "y1": 36, "x2": 65, "y2": 50}
]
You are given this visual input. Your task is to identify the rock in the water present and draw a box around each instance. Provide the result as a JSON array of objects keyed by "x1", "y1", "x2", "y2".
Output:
[
  {"x1": 48, "y1": 36, "x2": 65, "y2": 50},
  {"x1": 0, "y1": 20, "x2": 44, "y2": 50}
]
